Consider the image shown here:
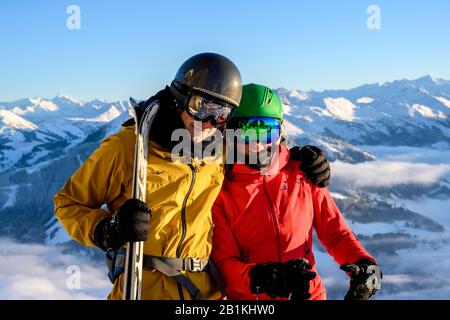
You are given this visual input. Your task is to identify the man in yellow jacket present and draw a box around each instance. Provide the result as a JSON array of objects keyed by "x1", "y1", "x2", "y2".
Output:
[
  {"x1": 54, "y1": 53, "x2": 331, "y2": 300},
  {"x1": 54, "y1": 53, "x2": 243, "y2": 300}
]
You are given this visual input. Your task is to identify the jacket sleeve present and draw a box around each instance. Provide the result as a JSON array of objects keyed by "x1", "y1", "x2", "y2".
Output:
[
  {"x1": 312, "y1": 185, "x2": 376, "y2": 266},
  {"x1": 53, "y1": 134, "x2": 128, "y2": 247},
  {"x1": 211, "y1": 195, "x2": 256, "y2": 299}
]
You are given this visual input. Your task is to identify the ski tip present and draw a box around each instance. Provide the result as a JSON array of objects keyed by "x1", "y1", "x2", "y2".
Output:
[{"x1": 129, "y1": 97, "x2": 139, "y2": 107}]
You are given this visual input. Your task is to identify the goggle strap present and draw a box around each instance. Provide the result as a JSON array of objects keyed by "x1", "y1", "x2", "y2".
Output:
[{"x1": 192, "y1": 87, "x2": 239, "y2": 107}]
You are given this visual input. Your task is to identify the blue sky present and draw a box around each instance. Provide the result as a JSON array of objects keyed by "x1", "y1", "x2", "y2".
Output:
[{"x1": 1, "y1": 0, "x2": 449, "y2": 101}]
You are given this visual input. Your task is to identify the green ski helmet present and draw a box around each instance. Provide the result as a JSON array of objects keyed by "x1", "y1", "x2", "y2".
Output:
[
  {"x1": 226, "y1": 84, "x2": 284, "y2": 145},
  {"x1": 231, "y1": 83, "x2": 284, "y2": 120}
]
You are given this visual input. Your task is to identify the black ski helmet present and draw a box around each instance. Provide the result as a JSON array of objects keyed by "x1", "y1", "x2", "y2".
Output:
[{"x1": 170, "y1": 53, "x2": 242, "y2": 107}]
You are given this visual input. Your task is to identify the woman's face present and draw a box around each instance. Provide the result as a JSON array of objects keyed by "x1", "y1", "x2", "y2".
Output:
[
  {"x1": 235, "y1": 139, "x2": 277, "y2": 168},
  {"x1": 236, "y1": 140, "x2": 272, "y2": 156}
]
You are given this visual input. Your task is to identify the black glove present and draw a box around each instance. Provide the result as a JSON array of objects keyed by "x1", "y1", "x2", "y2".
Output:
[
  {"x1": 284, "y1": 258, "x2": 317, "y2": 300},
  {"x1": 340, "y1": 259, "x2": 382, "y2": 300},
  {"x1": 249, "y1": 259, "x2": 316, "y2": 299},
  {"x1": 290, "y1": 146, "x2": 331, "y2": 188},
  {"x1": 94, "y1": 199, "x2": 151, "y2": 251},
  {"x1": 249, "y1": 262, "x2": 290, "y2": 299}
]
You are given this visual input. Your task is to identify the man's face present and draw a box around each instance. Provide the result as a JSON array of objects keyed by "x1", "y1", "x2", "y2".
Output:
[
  {"x1": 233, "y1": 139, "x2": 278, "y2": 168},
  {"x1": 180, "y1": 110, "x2": 218, "y2": 143},
  {"x1": 236, "y1": 140, "x2": 272, "y2": 156}
]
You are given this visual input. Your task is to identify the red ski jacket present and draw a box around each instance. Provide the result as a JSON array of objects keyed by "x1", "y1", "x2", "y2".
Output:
[{"x1": 211, "y1": 144, "x2": 375, "y2": 300}]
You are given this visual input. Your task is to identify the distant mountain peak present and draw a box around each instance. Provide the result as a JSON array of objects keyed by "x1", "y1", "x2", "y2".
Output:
[
  {"x1": 428, "y1": 74, "x2": 439, "y2": 82},
  {"x1": 371, "y1": 74, "x2": 447, "y2": 89},
  {"x1": 289, "y1": 89, "x2": 309, "y2": 100},
  {"x1": 52, "y1": 93, "x2": 83, "y2": 105},
  {"x1": 414, "y1": 74, "x2": 442, "y2": 84}
]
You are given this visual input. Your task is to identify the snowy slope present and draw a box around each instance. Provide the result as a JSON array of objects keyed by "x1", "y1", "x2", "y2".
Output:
[
  {"x1": 277, "y1": 75, "x2": 450, "y2": 151},
  {"x1": 0, "y1": 95, "x2": 131, "y2": 172}
]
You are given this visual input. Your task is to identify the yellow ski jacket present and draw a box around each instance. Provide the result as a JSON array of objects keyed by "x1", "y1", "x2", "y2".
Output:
[{"x1": 54, "y1": 122, "x2": 225, "y2": 300}]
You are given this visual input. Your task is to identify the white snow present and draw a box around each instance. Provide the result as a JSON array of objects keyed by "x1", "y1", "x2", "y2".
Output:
[
  {"x1": 86, "y1": 105, "x2": 122, "y2": 122},
  {"x1": 282, "y1": 103, "x2": 292, "y2": 116},
  {"x1": 356, "y1": 97, "x2": 375, "y2": 104},
  {"x1": 0, "y1": 136, "x2": 41, "y2": 171},
  {"x1": 0, "y1": 95, "x2": 131, "y2": 173},
  {"x1": 28, "y1": 98, "x2": 42, "y2": 106},
  {"x1": 54, "y1": 93, "x2": 83, "y2": 105},
  {"x1": 68, "y1": 105, "x2": 122, "y2": 123},
  {"x1": 9, "y1": 98, "x2": 60, "y2": 115},
  {"x1": 419, "y1": 87, "x2": 430, "y2": 94},
  {"x1": 438, "y1": 111, "x2": 448, "y2": 119},
  {"x1": 330, "y1": 192, "x2": 348, "y2": 200},
  {"x1": 408, "y1": 104, "x2": 437, "y2": 118},
  {"x1": 11, "y1": 106, "x2": 26, "y2": 115},
  {"x1": 435, "y1": 96, "x2": 450, "y2": 109},
  {"x1": 323, "y1": 97, "x2": 357, "y2": 121},
  {"x1": 429, "y1": 74, "x2": 439, "y2": 82},
  {"x1": 289, "y1": 90, "x2": 309, "y2": 101},
  {"x1": 38, "y1": 100, "x2": 59, "y2": 112},
  {"x1": 0, "y1": 109, "x2": 38, "y2": 131},
  {"x1": 282, "y1": 119, "x2": 304, "y2": 136}
]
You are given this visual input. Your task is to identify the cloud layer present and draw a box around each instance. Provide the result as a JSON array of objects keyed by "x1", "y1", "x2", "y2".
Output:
[
  {"x1": 331, "y1": 160, "x2": 450, "y2": 187},
  {"x1": 315, "y1": 241, "x2": 450, "y2": 300},
  {"x1": 0, "y1": 239, "x2": 110, "y2": 299},
  {"x1": 1, "y1": 236, "x2": 450, "y2": 300}
]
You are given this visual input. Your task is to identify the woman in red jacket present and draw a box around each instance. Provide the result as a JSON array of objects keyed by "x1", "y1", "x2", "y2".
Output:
[{"x1": 211, "y1": 84, "x2": 382, "y2": 300}]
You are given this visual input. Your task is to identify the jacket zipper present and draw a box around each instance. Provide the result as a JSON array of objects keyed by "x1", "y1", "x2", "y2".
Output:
[
  {"x1": 262, "y1": 176, "x2": 283, "y2": 262},
  {"x1": 175, "y1": 163, "x2": 197, "y2": 300}
]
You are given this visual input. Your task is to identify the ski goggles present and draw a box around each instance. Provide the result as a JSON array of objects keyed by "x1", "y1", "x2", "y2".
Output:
[
  {"x1": 227, "y1": 117, "x2": 282, "y2": 144},
  {"x1": 185, "y1": 94, "x2": 235, "y2": 127}
]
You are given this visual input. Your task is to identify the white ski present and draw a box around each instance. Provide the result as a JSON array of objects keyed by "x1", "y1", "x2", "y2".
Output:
[{"x1": 122, "y1": 98, "x2": 160, "y2": 300}]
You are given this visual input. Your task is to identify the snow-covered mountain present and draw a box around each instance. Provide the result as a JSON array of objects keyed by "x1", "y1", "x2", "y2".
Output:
[
  {"x1": 0, "y1": 95, "x2": 132, "y2": 243},
  {"x1": 0, "y1": 94, "x2": 131, "y2": 172},
  {"x1": 1, "y1": 75, "x2": 450, "y2": 299},
  {"x1": 279, "y1": 74, "x2": 450, "y2": 161}
]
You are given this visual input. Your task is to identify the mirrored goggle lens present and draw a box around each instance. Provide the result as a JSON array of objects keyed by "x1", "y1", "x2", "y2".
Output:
[
  {"x1": 188, "y1": 95, "x2": 233, "y2": 125},
  {"x1": 229, "y1": 117, "x2": 281, "y2": 144}
]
